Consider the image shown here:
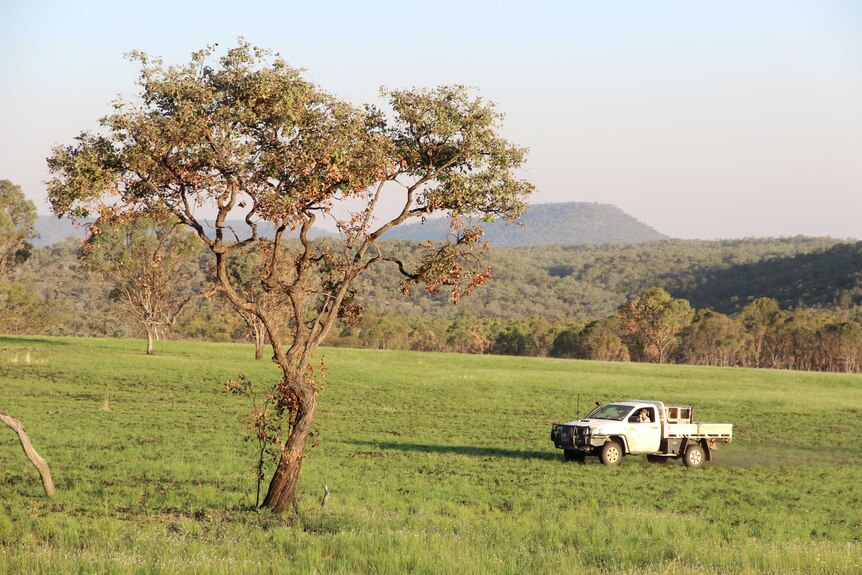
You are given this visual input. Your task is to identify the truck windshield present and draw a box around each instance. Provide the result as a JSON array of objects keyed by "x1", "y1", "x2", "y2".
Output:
[{"x1": 588, "y1": 404, "x2": 631, "y2": 421}]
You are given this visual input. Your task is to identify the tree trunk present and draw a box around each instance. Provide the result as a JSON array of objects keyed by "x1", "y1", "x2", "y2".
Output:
[
  {"x1": 261, "y1": 391, "x2": 318, "y2": 513},
  {"x1": 239, "y1": 310, "x2": 266, "y2": 360},
  {"x1": 0, "y1": 411, "x2": 57, "y2": 497},
  {"x1": 146, "y1": 326, "x2": 155, "y2": 355},
  {"x1": 254, "y1": 325, "x2": 264, "y2": 360}
]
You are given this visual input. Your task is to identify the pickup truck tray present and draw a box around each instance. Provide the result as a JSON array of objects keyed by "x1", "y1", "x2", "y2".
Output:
[{"x1": 666, "y1": 422, "x2": 733, "y2": 439}]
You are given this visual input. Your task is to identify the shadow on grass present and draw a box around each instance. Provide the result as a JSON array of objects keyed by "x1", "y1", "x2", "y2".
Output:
[
  {"x1": 344, "y1": 439, "x2": 559, "y2": 461},
  {"x1": 0, "y1": 336, "x2": 70, "y2": 347}
]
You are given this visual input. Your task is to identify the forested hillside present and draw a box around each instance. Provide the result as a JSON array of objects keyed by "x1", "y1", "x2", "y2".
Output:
[
  {"x1": 15, "y1": 235, "x2": 858, "y2": 326},
  {"x1": 6, "y1": 234, "x2": 862, "y2": 372},
  {"x1": 352, "y1": 236, "x2": 853, "y2": 320},
  {"x1": 670, "y1": 242, "x2": 862, "y2": 312},
  {"x1": 36, "y1": 217, "x2": 852, "y2": 320}
]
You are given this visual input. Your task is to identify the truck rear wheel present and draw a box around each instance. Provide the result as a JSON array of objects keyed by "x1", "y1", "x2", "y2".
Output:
[
  {"x1": 599, "y1": 440, "x2": 623, "y2": 466},
  {"x1": 683, "y1": 444, "x2": 706, "y2": 468},
  {"x1": 564, "y1": 449, "x2": 585, "y2": 462}
]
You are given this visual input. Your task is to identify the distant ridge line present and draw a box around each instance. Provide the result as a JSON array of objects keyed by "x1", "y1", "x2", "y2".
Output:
[
  {"x1": 34, "y1": 202, "x2": 667, "y2": 247},
  {"x1": 381, "y1": 202, "x2": 667, "y2": 246}
]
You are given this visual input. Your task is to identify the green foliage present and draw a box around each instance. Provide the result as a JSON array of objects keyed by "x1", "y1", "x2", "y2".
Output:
[
  {"x1": 445, "y1": 313, "x2": 490, "y2": 354},
  {"x1": 6, "y1": 238, "x2": 131, "y2": 338},
  {"x1": 618, "y1": 287, "x2": 694, "y2": 363},
  {"x1": 549, "y1": 325, "x2": 583, "y2": 358},
  {"x1": 574, "y1": 318, "x2": 631, "y2": 362},
  {"x1": 0, "y1": 280, "x2": 59, "y2": 334},
  {"x1": 679, "y1": 309, "x2": 748, "y2": 367},
  {"x1": 673, "y1": 242, "x2": 862, "y2": 311},
  {"x1": 0, "y1": 179, "x2": 38, "y2": 276},
  {"x1": 83, "y1": 218, "x2": 204, "y2": 354},
  {"x1": 225, "y1": 375, "x2": 286, "y2": 507},
  {"x1": 385, "y1": 85, "x2": 532, "y2": 220},
  {"x1": 0, "y1": 181, "x2": 41, "y2": 331},
  {"x1": 492, "y1": 322, "x2": 540, "y2": 356},
  {"x1": 0, "y1": 337, "x2": 860, "y2": 573}
]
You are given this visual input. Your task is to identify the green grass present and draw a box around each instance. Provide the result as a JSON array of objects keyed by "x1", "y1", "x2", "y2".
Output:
[{"x1": 1, "y1": 335, "x2": 861, "y2": 574}]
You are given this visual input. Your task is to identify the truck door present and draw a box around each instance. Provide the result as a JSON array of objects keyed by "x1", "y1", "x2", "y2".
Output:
[{"x1": 626, "y1": 407, "x2": 661, "y2": 454}]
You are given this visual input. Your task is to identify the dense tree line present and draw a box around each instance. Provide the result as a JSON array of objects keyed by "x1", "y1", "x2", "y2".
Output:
[
  {"x1": 322, "y1": 290, "x2": 862, "y2": 373},
  {"x1": 5, "y1": 196, "x2": 862, "y2": 373}
]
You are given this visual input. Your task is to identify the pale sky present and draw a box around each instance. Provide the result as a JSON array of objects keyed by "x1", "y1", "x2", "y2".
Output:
[{"x1": 1, "y1": 0, "x2": 860, "y2": 239}]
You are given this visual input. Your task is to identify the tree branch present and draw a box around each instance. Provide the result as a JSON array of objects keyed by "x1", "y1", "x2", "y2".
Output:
[{"x1": 0, "y1": 411, "x2": 57, "y2": 497}]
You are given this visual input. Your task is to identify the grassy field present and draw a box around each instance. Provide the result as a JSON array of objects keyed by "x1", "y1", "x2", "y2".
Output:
[{"x1": 1, "y1": 335, "x2": 860, "y2": 574}]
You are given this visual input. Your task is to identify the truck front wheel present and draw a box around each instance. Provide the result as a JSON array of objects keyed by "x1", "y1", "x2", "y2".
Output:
[
  {"x1": 683, "y1": 444, "x2": 706, "y2": 468},
  {"x1": 599, "y1": 440, "x2": 623, "y2": 466}
]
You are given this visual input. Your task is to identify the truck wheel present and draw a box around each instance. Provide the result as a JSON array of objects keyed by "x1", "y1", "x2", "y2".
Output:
[
  {"x1": 683, "y1": 444, "x2": 706, "y2": 468},
  {"x1": 599, "y1": 441, "x2": 623, "y2": 466},
  {"x1": 564, "y1": 449, "x2": 585, "y2": 463}
]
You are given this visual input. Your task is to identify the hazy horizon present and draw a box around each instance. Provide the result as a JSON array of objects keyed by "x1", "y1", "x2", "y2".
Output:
[
  {"x1": 33, "y1": 199, "x2": 861, "y2": 243},
  {"x1": 2, "y1": 1, "x2": 860, "y2": 240}
]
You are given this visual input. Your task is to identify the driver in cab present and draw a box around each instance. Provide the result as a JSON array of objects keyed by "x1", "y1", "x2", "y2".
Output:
[{"x1": 633, "y1": 408, "x2": 650, "y2": 423}]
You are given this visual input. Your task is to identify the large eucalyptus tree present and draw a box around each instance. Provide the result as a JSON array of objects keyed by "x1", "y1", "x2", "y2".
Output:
[{"x1": 47, "y1": 41, "x2": 533, "y2": 512}]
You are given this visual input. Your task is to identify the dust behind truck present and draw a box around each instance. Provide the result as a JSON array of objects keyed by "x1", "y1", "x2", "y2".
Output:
[{"x1": 550, "y1": 400, "x2": 732, "y2": 467}]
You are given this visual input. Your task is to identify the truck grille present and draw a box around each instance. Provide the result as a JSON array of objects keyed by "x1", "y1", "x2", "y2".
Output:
[
  {"x1": 574, "y1": 426, "x2": 590, "y2": 447},
  {"x1": 552, "y1": 425, "x2": 590, "y2": 449}
]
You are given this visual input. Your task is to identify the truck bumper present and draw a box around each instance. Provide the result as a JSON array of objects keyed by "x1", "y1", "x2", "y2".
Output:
[{"x1": 551, "y1": 424, "x2": 597, "y2": 452}]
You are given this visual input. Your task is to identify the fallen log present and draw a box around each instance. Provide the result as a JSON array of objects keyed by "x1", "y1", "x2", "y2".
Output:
[{"x1": 0, "y1": 411, "x2": 57, "y2": 497}]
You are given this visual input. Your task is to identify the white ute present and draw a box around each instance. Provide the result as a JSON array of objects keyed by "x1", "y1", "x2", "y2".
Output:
[{"x1": 550, "y1": 400, "x2": 733, "y2": 467}]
